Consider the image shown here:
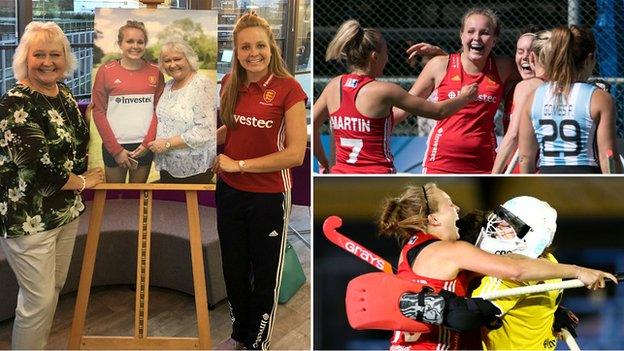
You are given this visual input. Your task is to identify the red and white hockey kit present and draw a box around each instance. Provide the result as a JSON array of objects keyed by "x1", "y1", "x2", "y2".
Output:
[
  {"x1": 92, "y1": 59, "x2": 164, "y2": 156},
  {"x1": 423, "y1": 53, "x2": 504, "y2": 174},
  {"x1": 390, "y1": 233, "x2": 471, "y2": 350},
  {"x1": 329, "y1": 74, "x2": 395, "y2": 174}
]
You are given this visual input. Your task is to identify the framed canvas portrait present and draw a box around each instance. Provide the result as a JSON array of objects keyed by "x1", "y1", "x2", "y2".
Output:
[{"x1": 90, "y1": 8, "x2": 218, "y2": 184}]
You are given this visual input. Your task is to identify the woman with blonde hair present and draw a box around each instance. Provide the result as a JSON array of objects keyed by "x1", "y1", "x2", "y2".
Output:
[
  {"x1": 492, "y1": 30, "x2": 552, "y2": 173},
  {"x1": 394, "y1": 8, "x2": 519, "y2": 174},
  {"x1": 518, "y1": 26, "x2": 621, "y2": 173},
  {"x1": 148, "y1": 39, "x2": 216, "y2": 183},
  {"x1": 379, "y1": 183, "x2": 616, "y2": 350},
  {"x1": 0, "y1": 21, "x2": 103, "y2": 349},
  {"x1": 313, "y1": 19, "x2": 477, "y2": 174},
  {"x1": 212, "y1": 12, "x2": 307, "y2": 350}
]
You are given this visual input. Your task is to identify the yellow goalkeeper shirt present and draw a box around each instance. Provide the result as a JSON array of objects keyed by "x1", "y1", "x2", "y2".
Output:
[{"x1": 472, "y1": 254, "x2": 562, "y2": 350}]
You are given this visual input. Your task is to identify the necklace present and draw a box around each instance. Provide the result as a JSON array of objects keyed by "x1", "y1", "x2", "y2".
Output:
[{"x1": 39, "y1": 84, "x2": 69, "y2": 122}]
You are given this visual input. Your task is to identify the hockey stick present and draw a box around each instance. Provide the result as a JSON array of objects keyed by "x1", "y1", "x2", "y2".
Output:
[
  {"x1": 478, "y1": 272, "x2": 623, "y2": 300},
  {"x1": 323, "y1": 215, "x2": 394, "y2": 273},
  {"x1": 504, "y1": 149, "x2": 519, "y2": 174},
  {"x1": 561, "y1": 329, "x2": 580, "y2": 351}
]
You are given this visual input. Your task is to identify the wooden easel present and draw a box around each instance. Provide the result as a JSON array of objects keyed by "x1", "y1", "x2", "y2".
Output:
[{"x1": 67, "y1": 183, "x2": 214, "y2": 349}]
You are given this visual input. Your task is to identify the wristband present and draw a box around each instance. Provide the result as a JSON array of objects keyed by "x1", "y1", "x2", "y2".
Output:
[{"x1": 78, "y1": 175, "x2": 86, "y2": 193}]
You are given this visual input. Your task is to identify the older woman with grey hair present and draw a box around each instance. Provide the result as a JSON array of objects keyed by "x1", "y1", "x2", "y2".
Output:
[
  {"x1": 148, "y1": 39, "x2": 216, "y2": 183},
  {"x1": 0, "y1": 21, "x2": 103, "y2": 349}
]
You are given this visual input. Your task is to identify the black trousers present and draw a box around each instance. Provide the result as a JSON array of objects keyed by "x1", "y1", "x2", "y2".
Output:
[{"x1": 215, "y1": 179, "x2": 290, "y2": 350}]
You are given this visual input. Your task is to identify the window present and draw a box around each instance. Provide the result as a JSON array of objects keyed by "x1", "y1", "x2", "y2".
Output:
[
  {"x1": 31, "y1": 1, "x2": 95, "y2": 97},
  {"x1": 0, "y1": 0, "x2": 17, "y2": 93},
  {"x1": 295, "y1": 0, "x2": 310, "y2": 73}
]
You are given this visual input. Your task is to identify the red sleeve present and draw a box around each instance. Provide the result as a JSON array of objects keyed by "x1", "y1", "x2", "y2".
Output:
[
  {"x1": 92, "y1": 64, "x2": 123, "y2": 156},
  {"x1": 283, "y1": 77, "x2": 308, "y2": 111},
  {"x1": 141, "y1": 115, "x2": 158, "y2": 147},
  {"x1": 141, "y1": 71, "x2": 165, "y2": 147}
]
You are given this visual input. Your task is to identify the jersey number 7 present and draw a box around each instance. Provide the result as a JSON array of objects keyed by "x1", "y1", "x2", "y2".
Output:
[{"x1": 340, "y1": 137, "x2": 363, "y2": 164}]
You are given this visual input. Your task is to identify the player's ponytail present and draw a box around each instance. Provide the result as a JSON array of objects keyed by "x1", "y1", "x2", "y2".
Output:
[
  {"x1": 546, "y1": 25, "x2": 595, "y2": 103},
  {"x1": 378, "y1": 183, "x2": 439, "y2": 244},
  {"x1": 545, "y1": 27, "x2": 574, "y2": 102},
  {"x1": 325, "y1": 19, "x2": 382, "y2": 70},
  {"x1": 531, "y1": 30, "x2": 552, "y2": 68}
]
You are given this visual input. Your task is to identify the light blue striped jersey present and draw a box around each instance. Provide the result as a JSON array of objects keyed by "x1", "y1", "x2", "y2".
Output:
[{"x1": 530, "y1": 82, "x2": 598, "y2": 167}]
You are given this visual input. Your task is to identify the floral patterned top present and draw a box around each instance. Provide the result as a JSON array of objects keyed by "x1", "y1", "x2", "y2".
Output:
[
  {"x1": 0, "y1": 83, "x2": 89, "y2": 239},
  {"x1": 154, "y1": 73, "x2": 216, "y2": 178}
]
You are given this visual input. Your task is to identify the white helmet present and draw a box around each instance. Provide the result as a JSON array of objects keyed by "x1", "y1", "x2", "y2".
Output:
[{"x1": 476, "y1": 196, "x2": 557, "y2": 258}]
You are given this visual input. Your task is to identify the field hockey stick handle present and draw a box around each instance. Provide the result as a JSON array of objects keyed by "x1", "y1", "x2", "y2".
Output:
[
  {"x1": 480, "y1": 279, "x2": 585, "y2": 300},
  {"x1": 480, "y1": 272, "x2": 622, "y2": 300},
  {"x1": 504, "y1": 149, "x2": 519, "y2": 174},
  {"x1": 562, "y1": 328, "x2": 580, "y2": 351}
]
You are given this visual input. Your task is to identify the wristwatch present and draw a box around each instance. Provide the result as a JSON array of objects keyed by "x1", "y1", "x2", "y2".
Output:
[
  {"x1": 165, "y1": 140, "x2": 171, "y2": 150},
  {"x1": 238, "y1": 160, "x2": 247, "y2": 173}
]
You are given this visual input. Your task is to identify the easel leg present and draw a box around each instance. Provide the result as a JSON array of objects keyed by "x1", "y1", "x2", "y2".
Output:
[
  {"x1": 186, "y1": 190, "x2": 211, "y2": 349},
  {"x1": 135, "y1": 190, "x2": 153, "y2": 339},
  {"x1": 68, "y1": 190, "x2": 107, "y2": 349}
]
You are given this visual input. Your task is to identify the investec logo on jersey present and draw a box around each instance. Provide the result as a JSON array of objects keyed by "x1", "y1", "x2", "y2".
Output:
[
  {"x1": 447, "y1": 90, "x2": 497, "y2": 103},
  {"x1": 114, "y1": 96, "x2": 153, "y2": 104},
  {"x1": 428, "y1": 127, "x2": 444, "y2": 161},
  {"x1": 233, "y1": 114, "x2": 274, "y2": 128},
  {"x1": 330, "y1": 115, "x2": 370, "y2": 132}
]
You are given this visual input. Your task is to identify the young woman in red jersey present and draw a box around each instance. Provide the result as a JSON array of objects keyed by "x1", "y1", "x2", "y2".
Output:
[
  {"x1": 211, "y1": 12, "x2": 307, "y2": 351},
  {"x1": 378, "y1": 183, "x2": 617, "y2": 350},
  {"x1": 404, "y1": 26, "x2": 544, "y2": 174},
  {"x1": 92, "y1": 20, "x2": 164, "y2": 183},
  {"x1": 313, "y1": 20, "x2": 477, "y2": 174},
  {"x1": 395, "y1": 8, "x2": 518, "y2": 174}
]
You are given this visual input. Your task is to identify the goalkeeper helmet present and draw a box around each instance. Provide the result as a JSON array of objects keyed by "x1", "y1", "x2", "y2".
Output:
[{"x1": 476, "y1": 196, "x2": 557, "y2": 258}]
